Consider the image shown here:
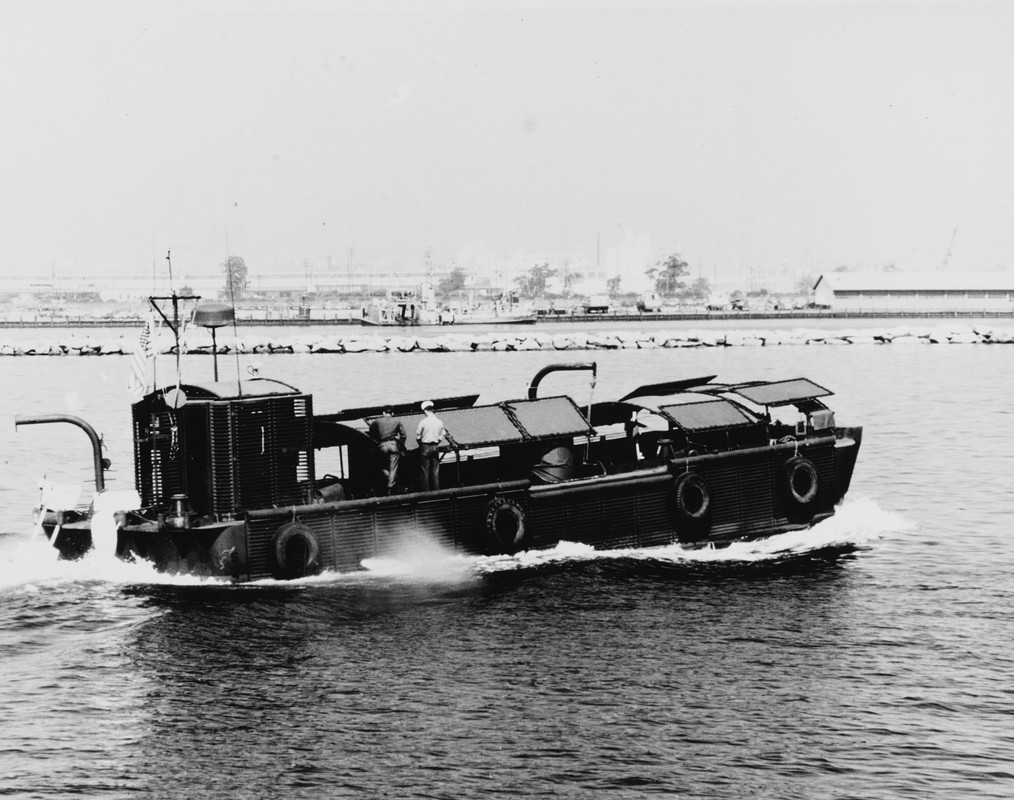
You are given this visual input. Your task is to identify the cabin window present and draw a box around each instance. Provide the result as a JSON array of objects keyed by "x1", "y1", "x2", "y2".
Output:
[{"x1": 316, "y1": 445, "x2": 350, "y2": 480}]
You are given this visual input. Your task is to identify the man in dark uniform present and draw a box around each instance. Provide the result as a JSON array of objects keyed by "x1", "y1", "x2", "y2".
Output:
[{"x1": 368, "y1": 406, "x2": 406, "y2": 495}]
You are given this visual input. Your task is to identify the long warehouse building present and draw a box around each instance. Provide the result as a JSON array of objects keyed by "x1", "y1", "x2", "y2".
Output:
[{"x1": 813, "y1": 272, "x2": 1014, "y2": 313}]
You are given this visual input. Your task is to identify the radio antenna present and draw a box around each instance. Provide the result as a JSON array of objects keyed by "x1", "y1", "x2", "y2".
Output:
[{"x1": 225, "y1": 229, "x2": 243, "y2": 397}]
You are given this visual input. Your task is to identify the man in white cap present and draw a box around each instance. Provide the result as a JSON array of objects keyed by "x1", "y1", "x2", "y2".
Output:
[{"x1": 415, "y1": 400, "x2": 447, "y2": 490}]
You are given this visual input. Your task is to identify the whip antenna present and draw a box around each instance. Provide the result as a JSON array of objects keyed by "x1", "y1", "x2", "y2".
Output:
[{"x1": 225, "y1": 230, "x2": 243, "y2": 397}]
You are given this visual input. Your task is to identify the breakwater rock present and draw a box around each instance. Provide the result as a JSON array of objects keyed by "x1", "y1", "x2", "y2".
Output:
[{"x1": 2, "y1": 324, "x2": 1013, "y2": 356}]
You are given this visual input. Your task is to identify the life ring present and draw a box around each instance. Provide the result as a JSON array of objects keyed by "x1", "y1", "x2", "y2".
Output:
[
  {"x1": 270, "y1": 521, "x2": 321, "y2": 579},
  {"x1": 672, "y1": 472, "x2": 712, "y2": 541},
  {"x1": 485, "y1": 497, "x2": 527, "y2": 554},
  {"x1": 781, "y1": 456, "x2": 819, "y2": 517}
]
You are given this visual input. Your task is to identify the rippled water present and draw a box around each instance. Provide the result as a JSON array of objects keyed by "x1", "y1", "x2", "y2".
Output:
[{"x1": 2, "y1": 327, "x2": 1013, "y2": 798}]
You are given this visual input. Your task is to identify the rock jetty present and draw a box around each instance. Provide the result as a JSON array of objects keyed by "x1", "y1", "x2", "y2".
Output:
[{"x1": 1, "y1": 323, "x2": 1012, "y2": 356}]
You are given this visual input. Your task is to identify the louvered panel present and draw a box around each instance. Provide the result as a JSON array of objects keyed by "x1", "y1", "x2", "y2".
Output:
[
  {"x1": 415, "y1": 499, "x2": 456, "y2": 549},
  {"x1": 528, "y1": 500, "x2": 567, "y2": 549},
  {"x1": 452, "y1": 493, "x2": 498, "y2": 553},
  {"x1": 227, "y1": 397, "x2": 314, "y2": 513},
  {"x1": 697, "y1": 462, "x2": 742, "y2": 540},
  {"x1": 296, "y1": 451, "x2": 311, "y2": 487},
  {"x1": 273, "y1": 397, "x2": 313, "y2": 504},
  {"x1": 701, "y1": 464, "x2": 740, "y2": 526},
  {"x1": 636, "y1": 490, "x2": 673, "y2": 547},
  {"x1": 302, "y1": 513, "x2": 336, "y2": 572},
  {"x1": 334, "y1": 509, "x2": 378, "y2": 571},
  {"x1": 374, "y1": 505, "x2": 409, "y2": 553},
  {"x1": 233, "y1": 405, "x2": 271, "y2": 511},
  {"x1": 243, "y1": 512, "x2": 334, "y2": 580},
  {"x1": 246, "y1": 517, "x2": 278, "y2": 579},
  {"x1": 809, "y1": 445, "x2": 836, "y2": 510},
  {"x1": 208, "y1": 404, "x2": 236, "y2": 515},
  {"x1": 134, "y1": 410, "x2": 185, "y2": 508},
  {"x1": 739, "y1": 452, "x2": 775, "y2": 525},
  {"x1": 563, "y1": 490, "x2": 608, "y2": 548},
  {"x1": 599, "y1": 488, "x2": 638, "y2": 549}
]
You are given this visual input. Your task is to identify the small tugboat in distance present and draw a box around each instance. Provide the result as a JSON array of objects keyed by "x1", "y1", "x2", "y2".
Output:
[
  {"x1": 360, "y1": 285, "x2": 536, "y2": 326},
  {"x1": 16, "y1": 293, "x2": 862, "y2": 581}
]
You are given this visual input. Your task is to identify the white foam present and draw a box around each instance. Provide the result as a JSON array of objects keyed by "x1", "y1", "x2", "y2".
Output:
[
  {"x1": 1, "y1": 497, "x2": 906, "y2": 590},
  {"x1": 473, "y1": 496, "x2": 908, "y2": 573},
  {"x1": 359, "y1": 529, "x2": 476, "y2": 584}
]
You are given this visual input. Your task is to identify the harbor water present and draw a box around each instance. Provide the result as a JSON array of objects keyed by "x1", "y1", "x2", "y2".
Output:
[{"x1": 1, "y1": 324, "x2": 1012, "y2": 799}]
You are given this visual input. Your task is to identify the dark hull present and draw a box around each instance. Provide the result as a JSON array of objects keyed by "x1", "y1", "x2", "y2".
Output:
[{"x1": 45, "y1": 428, "x2": 862, "y2": 582}]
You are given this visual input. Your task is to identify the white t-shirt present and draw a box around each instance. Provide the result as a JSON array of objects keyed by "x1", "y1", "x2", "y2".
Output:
[{"x1": 416, "y1": 415, "x2": 446, "y2": 445}]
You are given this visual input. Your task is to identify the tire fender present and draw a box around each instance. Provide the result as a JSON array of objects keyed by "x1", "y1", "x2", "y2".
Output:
[
  {"x1": 270, "y1": 521, "x2": 320, "y2": 580},
  {"x1": 672, "y1": 472, "x2": 712, "y2": 541},
  {"x1": 484, "y1": 497, "x2": 527, "y2": 554},
  {"x1": 781, "y1": 456, "x2": 819, "y2": 516}
]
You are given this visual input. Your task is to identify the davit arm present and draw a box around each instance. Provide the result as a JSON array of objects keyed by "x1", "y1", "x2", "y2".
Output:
[{"x1": 15, "y1": 414, "x2": 109, "y2": 492}]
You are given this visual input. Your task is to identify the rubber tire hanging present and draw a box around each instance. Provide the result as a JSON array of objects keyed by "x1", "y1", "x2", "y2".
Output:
[
  {"x1": 270, "y1": 521, "x2": 321, "y2": 580},
  {"x1": 672, "y1": 471, "x2": 713, "y2": 543},
  {"x1": 781, "y1": 456, "x2": 819, "y2": 520},
  {"x1": 484, "y1": 497, "x2": 527, "y2": 555}
]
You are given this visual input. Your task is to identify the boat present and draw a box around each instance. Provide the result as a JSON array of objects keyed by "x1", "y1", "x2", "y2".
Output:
[
  {"x1": 434, "y1": 303, "x2": 537, "y2": 326},
  {"x1": 16, "y1": 294, "x2": 863, "y2": 582},
  {"x1": 360, "y1": 288, "x2": 438, "y2": 326},
  {"x1": 360, "y1": 286, "x2": 535, "y2": 327}
]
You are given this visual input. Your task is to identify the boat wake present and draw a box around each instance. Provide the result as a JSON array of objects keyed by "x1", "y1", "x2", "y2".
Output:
[
  {"x1": 0, "y1": 496, "x2": 908, "y2": 594},
  {"x1": 470, "y1": 495, "x2": 908, "y2": 578}
]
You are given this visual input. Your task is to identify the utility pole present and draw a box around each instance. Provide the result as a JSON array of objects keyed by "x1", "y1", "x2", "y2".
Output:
[{"x1": 941, "y1": 227, "x2": 958, "y2": 270}]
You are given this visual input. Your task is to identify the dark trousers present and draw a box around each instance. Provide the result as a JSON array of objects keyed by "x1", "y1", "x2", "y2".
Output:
[
  {"x1": 378, "y1": 441, "x2": 400, "y2": 494},
  {"x1": 418, "y1": 443, "x2": 441, "y2": 491}
]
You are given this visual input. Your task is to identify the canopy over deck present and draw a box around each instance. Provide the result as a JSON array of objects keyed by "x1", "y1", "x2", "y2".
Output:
[
  {"x1": 382, "y1": 396, "x2": 595, "y2": 451},
  {"x1": 618, "y1": 375, "x2": 717, "y2": 403},
  {"x1": 658, "y1": 396, "x2": 757, "y2": 432},
  {"x1": 726, "y1": 378, "x2": 832, "y2": 408},
  {"x1": 317, "y1": 394, "x2": 479, "y2": 424},
  {"x1": 143, "y1": 378, "x2": 301, "y2": 404}
]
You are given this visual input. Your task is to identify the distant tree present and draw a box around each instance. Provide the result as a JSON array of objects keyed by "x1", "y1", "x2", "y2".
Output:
[
  {"x1": 648, "y1": 254, "x2": 690, "y2": 297},
  {"x1": 437, "y1": 267, "x2": 467, "y2": 297},
  {"x1": 179, "y1": 284, "x2": 195, "y2": 297},
  {"x1": 222, "y1": 256, "x2": 248, "y2": 299},
  {"x1": 562, "y1": 270, "x2": 583, "y2": 296},
  {"x1": 606, "y1": 275, "x2": 622, "y2": 296},
  {"x1": 796, "y1": 275, "x2": 817, "y2": 294},
  {"x1": 678, "y1": 276, "x2": 711, "y2": 304},
  {"x1": 514, "y1": 262, "x2": 557, "y2": 298}
]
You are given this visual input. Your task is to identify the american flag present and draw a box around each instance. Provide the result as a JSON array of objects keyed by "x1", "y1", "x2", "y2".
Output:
[{"x1": 128, "y1": 315, "x2": 154, "y2": 397}]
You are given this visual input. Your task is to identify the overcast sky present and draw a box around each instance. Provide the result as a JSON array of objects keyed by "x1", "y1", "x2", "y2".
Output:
[{"x1": 2, "y1": 1, "x2": 1012, "y2": 282}]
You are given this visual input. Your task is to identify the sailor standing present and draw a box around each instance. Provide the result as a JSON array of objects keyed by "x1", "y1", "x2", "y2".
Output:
[
  {"x1": 415, "y1": 400, "x2": 447, "y2": 491},
  {"x1": 368, "y1": 406, "x2": 406, "y2": 495}
]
